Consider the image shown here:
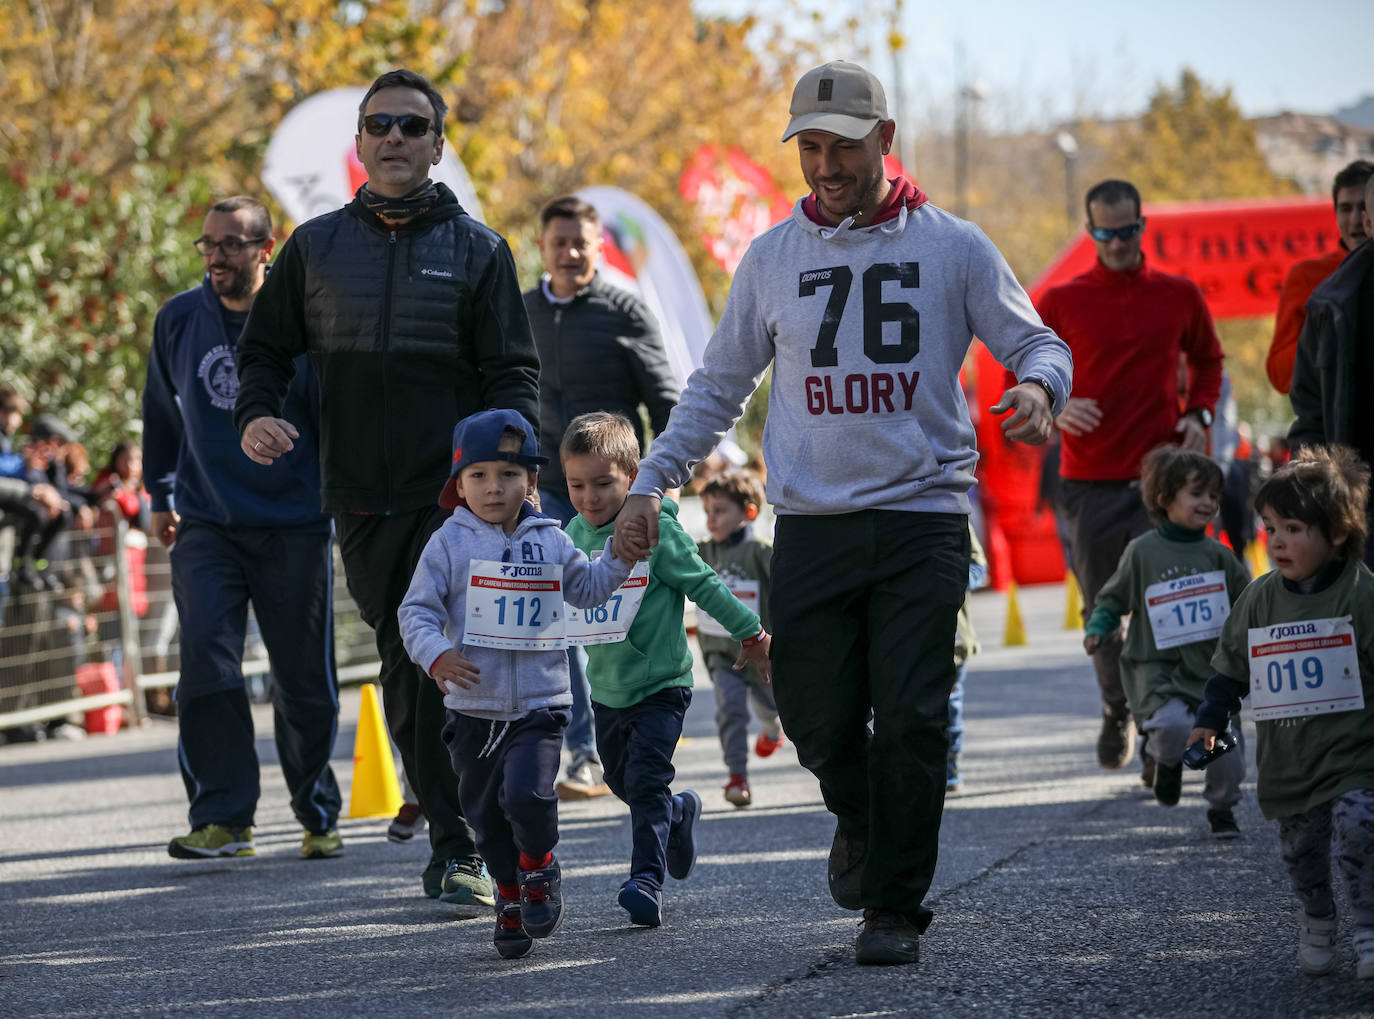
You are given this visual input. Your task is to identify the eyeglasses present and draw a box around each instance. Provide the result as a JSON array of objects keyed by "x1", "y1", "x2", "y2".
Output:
[
  {"x1": 1088, "y1": 221, "x2": 1144, "y2": 243},
  {"x1": 361, "y1": 113, "x2": 435, "y2": 138},
  {"x1": 194, "y1": 235, "x2": 268, "y2": 256}
]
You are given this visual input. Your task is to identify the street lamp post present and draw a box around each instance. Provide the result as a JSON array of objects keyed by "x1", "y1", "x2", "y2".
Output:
[{"x1": 1055, "y1": 130, "x2": 1079, "y2": 227}]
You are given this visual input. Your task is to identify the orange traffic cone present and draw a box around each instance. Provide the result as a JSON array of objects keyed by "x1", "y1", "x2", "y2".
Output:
[
  {"x1": 1004, "y1": 581, "x2": 1028, "y2": 646},
  {"x1": 348, "y1": 683, "x2": 403, "y2": 819}
]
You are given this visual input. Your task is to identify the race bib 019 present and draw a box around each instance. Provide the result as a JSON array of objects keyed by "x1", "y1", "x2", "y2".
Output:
[
  {"x1": 1145, "y1": 570, "x2": 1230, "y2": 650},
  {"x1": 564, "y1": 561, "x2": 650, "y2": 647},
  {"x1": 1247, "y1": 615, "x2": 1363, "y2": 721},
  {"x1": 464, "y1": 559, "x2": 566, "y2": 650}
]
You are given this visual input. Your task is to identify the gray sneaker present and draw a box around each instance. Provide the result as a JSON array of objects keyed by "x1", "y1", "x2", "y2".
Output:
[
  {"x1": 556, "y1": 752, "x2": 610, "y2": 800},
  {"x1": 440, "y1": 857, "x2": 496, "y2": 917}
]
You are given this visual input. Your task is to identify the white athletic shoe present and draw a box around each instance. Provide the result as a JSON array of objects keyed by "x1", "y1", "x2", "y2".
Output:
[
  {"x1": 1298, "y1": 908, "x2": 1338, "y2": 976},
  {"x1": 1354, "y1": 926, "x2": 1374, "y2": 979}
]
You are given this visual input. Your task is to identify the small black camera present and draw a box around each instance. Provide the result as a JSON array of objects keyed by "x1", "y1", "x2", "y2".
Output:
[{"x1": 1182, "y1": 730, "x2": 1236, "y2": 771}]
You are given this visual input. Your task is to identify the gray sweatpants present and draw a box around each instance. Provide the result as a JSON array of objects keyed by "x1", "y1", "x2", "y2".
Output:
[
  {"x1": 1279, "y1": 788, "x2": 1374, "y2": 927},
  {"x1": 1141, "y1": 697, "x2": 1245, "y2": 810},
  {"x1": 710, "y1": 665, "x2": 781, "y2": 776}
]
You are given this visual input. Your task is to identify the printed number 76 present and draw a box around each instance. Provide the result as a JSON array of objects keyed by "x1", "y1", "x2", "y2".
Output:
[{"x1": 801, "y1": 262, "x2": 920, "y2": 368}]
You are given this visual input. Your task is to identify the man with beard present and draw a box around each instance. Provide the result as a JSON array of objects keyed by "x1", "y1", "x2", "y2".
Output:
[
  {"x1": 612, "y1": 60, "x2": 1070, "y2": 966},
  {"x1": 143, "y1": 195, "x2": 343, "y2": 862}
]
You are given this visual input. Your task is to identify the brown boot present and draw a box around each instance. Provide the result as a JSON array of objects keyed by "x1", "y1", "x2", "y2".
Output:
[{"x1": 1097, "y1": 709, "x2": 1135, "y2": 769}]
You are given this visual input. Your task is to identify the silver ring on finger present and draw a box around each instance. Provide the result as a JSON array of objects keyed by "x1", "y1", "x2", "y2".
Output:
[{"x1": 254, "y1": 440, "x2": 263, "y2": 452}]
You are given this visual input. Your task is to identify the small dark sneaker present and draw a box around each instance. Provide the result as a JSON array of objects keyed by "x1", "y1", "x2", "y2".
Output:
[
  {"x1": 1208, "y1": 808, "x2": 1241, "y2": 840},
  {"x1": 422, "y1": 856, "x2": 446, "y2": 899},
  {"x1": 724, "y1": 773, "x2": 752, "y2": 808},
  {"x1": 754, "y1": 731, "x2": 784, "y2": 758},
  {"x1": 828, "y1": 825, "x2": 866, "y2": 910},
  {"x1": 440, "y1": 857, "x2": 496, "y2": 916},
  {"x1": 665, "y1": 789, "x2": 701, "y2": 880},
  {"x1": 617, "y1": 879, "x2": 663, "y2": 927},
  {"x1": 493, "y1": 891, "x2": 533, "y2": 959},
  {"x1": 519, "y1": 857, "x2": 564, "y2": 938},
  {"x1": 387, "y1": 802, "x2": 425, "y2": 843},
  {"x1": 1097, "y1": 710, "x2": 1135, "y2": 770},
  {"x1": 856, "y1": 908, "x2": 920, "y2": 965},
  {"x1": 946, "y1": 751, "x2": 962, "y2": 794},
  {"x1": 1154, "y1": 762, "x2": 1183, "y2": 807}
]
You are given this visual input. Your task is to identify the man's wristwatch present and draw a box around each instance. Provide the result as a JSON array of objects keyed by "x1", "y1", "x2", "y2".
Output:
[
  {"x1": 1187, "y1": 407, "x2": 1214, "y2": 428},
  {"x1": 1024, "y1": 376, "x2": 1056, "y2": 408}
]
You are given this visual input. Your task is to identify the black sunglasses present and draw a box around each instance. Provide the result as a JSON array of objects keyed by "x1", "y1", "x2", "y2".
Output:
[
  {"x1": 1088, "y1": 220, "x2": 1144, "y2": 243},
  {"x1": 194, "y1": 235, "x2": 269, "y2": 256},
  {"x1": 361, "y1": 113, "x2": 435, "y2": 138}
]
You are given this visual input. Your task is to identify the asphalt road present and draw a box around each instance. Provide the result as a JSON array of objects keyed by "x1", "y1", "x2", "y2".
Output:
[{"x1": 3, "y1": 582, "x2": 1373, "y2": 1018}]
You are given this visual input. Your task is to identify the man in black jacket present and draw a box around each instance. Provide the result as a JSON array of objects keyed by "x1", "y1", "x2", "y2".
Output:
[
  {"x1": 1290, "y1": 172, "x2": 1374, "y2": 568},
  {"x1": 525, "y1": 196, "x2": 679, "y2": 796},
  {"x1": 234, "y1": 69, "x2": 540, "y2": 910}
]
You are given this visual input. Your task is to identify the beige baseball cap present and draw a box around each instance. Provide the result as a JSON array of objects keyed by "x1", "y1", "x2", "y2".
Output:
[{"x1": 781, "y1": 61, "x2": 889, "y2": 142}]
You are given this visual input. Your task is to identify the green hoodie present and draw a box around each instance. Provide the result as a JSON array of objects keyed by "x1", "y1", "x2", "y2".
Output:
[{"x1": 567, "y1": 498, "x2": 761, "y2": 709}]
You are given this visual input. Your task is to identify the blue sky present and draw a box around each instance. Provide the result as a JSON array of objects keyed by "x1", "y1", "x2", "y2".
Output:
[{"x1": 697, "y1": 0, "x2": 1373, "y2": 127}]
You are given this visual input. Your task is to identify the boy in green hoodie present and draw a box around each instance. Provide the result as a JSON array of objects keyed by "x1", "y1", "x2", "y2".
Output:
[{"x1": 561, "y1": 412, "x2": 771, "y2": 927}]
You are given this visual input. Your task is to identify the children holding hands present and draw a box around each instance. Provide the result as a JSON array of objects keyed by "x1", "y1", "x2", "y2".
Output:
[
  {"x1": 398, "y1": 409, "x2": 634, "y2": 959},
  {"x1": 1083, "y1": 446, "x2": 1250, "y2": 835},
  {"x1": 1188, "y1": 447, "x2": 1374, "y2": 980}
]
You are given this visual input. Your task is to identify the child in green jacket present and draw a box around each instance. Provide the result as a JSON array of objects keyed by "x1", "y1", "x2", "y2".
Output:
[{"x1": 561, "y1": 413, "x2": 771, "y2": 928}]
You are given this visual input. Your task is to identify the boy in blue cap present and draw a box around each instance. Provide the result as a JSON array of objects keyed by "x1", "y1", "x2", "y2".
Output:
[{"x1": 399, "y1": 408, "x2": 635, "y2": 958}]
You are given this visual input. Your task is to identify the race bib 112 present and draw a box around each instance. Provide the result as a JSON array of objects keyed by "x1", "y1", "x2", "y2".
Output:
[{"x1": 464, "y1": 559, "x2": 566, "y2": 650}]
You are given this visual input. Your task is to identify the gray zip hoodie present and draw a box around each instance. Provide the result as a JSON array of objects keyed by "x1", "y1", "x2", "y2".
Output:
[
  {"x1": 632, "y1": 199, "x2": 1073, "y2": 515},
  {"x1": 399, "y1": 506, "x2": 632, "y2": 720}
]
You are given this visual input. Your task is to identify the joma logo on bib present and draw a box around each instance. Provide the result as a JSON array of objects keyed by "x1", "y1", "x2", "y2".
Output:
[
  {"x1": 500, "y1": 564, "x2": 544, "y2": 577},
  {"x1": 1268, "y1": 623, "x2": 1318, "y2": 639}
]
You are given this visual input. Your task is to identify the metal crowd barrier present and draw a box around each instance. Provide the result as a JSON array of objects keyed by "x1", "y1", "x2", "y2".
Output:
[{"x1": 0, "y1": 513, "x2": 381, "y2": 734}]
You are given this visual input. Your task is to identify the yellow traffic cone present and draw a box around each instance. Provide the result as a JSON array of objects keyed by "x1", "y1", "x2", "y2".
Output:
[
  {"x1": 1247, "y1": 539, "x2": 1269, "y2": 577},
  {"x1": 1004, "y1": 581, "x2": 1028, "y2": 646},
  {"x1": 348, "y1": 683, "x2": 403, "y2": 819},
  {"x1": 1063, "y1": 572, "x2": 1083, "y2": 630}
]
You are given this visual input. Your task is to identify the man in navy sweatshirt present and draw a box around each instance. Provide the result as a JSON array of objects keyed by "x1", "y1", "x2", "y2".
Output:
[{"x1": 143, "y1": 195, "x2": 342, "y2": 863}]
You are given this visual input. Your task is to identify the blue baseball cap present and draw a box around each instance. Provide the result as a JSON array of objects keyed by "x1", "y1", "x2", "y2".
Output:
[{"x1": 438, "y1": 409, "x2": 547, "y2": 510}]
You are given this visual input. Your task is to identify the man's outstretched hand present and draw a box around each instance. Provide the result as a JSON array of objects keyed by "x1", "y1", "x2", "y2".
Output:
[
  {"x1": 613, "y1": 494, "x2": 661, "y2": 562},
  {"x1": 991, "y1": 382, "x2": 1054, "y2": 445}
]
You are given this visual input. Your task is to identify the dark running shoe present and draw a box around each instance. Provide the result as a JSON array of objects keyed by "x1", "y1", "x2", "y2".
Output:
[
  {"x1": 1154, "y1": 762, "x2": 1183, "y2": 807},
  {"x1": 665, "y1": 789, "x2": 701, "y2": 880},
  {"x1": 493, "y1": 890, "x2": 533, "y2": 959},
  {"x1": 1208, "y1": 808, "x2": 1241, "y2": 840},
  {"x1": 439, "y1": 856, "x2": 496, "y2": 918},
  {"x1": 617, "y1": 879, "x2": 662, "y2": 927},
  {"x1": 387, "y1": 802, "x2": 425, "y2": 843},
  {"x1": 828, "y1": 825, "x2": 866, "y2": 910},
  {"x1": 856, "y1": 908, "x2": 920, "y2": 965},
  {"x1": 519, "y1": 857, "x2": 564, "y2": 939}
]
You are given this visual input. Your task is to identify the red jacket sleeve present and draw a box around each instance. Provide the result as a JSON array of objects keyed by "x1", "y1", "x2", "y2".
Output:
[
  {"x1": 1266, "y1": 262, "x2": 1308, "y2": 395},
  {"x1": 1180, "y1": 286, "x2": 1223, "y2": 415}
]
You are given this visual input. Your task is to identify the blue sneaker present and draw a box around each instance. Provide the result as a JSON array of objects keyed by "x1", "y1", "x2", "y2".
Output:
[
  {"x1": 440, "y1": 857, "x2": 496, "y2": 917},
  {"x1": 617, "y1": 879, "x2": 662, "y2": 927},
  {"x1": 493, "y1": 890, "x2": 533, "y2": 959},
  {"x1": 665, "y1": 789, "x2": 701, "y2": 880},
  {"x1": 519, "y1": 857, "x2": 564, "y2": 939}
]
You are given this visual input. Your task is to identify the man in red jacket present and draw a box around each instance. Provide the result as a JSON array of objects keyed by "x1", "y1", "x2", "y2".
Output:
[{"x1": 1038, "y1": 178, "x2": 1223, "y2": 775}]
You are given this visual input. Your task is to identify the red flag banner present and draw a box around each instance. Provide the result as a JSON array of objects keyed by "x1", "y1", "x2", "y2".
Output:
[{"x1": 679, "y1": 145, "x2": 793, "y2": 276}]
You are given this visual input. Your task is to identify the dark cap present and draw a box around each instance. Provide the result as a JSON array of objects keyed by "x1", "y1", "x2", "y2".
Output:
[
  {"x1": 30, "y1": 413, "x2": 75, "y2": 443},
  {"x1": 438, "y1": 409, "x2": 547, "y2": 510}
]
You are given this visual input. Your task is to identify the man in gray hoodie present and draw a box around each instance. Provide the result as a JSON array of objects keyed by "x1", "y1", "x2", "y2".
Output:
[{"x1": 613, "y1": 60, "x2": 1071, "y2": 966}]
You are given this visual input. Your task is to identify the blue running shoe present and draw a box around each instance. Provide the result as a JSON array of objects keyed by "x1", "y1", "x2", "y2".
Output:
[
  {"x1": 665, "y1": 789, "x2": 701, "y2": 880},
  {"x1": 617, "y1": 879, "x2": 662, "y2": 927}
]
